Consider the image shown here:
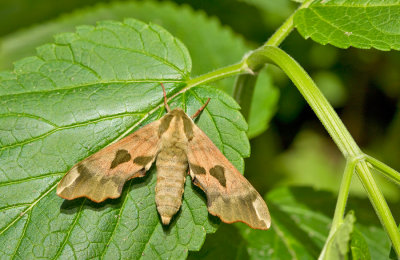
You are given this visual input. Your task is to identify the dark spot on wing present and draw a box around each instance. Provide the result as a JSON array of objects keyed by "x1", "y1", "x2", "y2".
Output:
[
  {"x1": 190, "y1": 164, "x2": 206, "y2": 175},
  {"x1": 181, "y1": 115, "x2": 193, "y2": 140},
  {"x1": 159, "y1": 114, "x2": 173, "y2": 137},
  {"x1": 73, "y1": 164, "x2": 95, "y2": 191},
  {"x1": 133, "y1": 156, "x2": 153, "y2": 166},
  {"x1": 210, "y1": 165, "x2": 226, "y2": 187},
  {"x1": 111, "y1": 175, "x2": 125, "y2": 193},
  {"x1": 110, "y1": 149, "x2": 132, "y2": 169},
  {"x1": 207, "y1": 193, "x2": 218, "y2": 208},
  {"x1": 77, "y1": 164, "x2": 93, "y2": 181}
]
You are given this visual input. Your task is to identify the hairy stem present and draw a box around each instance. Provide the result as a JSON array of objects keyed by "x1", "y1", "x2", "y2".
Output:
[
  {"x1": 185, "y1": 62, "x2": 247, "y2": 89},
  {"x1": 246, "y1": 45, "x2": 400, "y2": 256},
  {"x1": 331, "y1": 159, "x2": 357, "y2": 232}
]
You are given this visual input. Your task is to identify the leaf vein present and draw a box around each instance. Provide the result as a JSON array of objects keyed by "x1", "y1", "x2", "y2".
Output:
[
  {"x1": 0, "y1": 181, "x2": 58, "y2": 236},
  {"x1": 52, "y1": 199, "x2": 86, "y2": 259},
  {"x1": 0, "y1": 172, "x2": 63, "y2": 187},
  {"x1": 74, "y1": 37, "x2": 186, "y2": 76},
  {"x1": 10, "y1": 210, "x2": 31, "y2": 260},
  {"x1": 0, "y1": 113, "x2": 144, "y2": 151},
  {"x1": 100, "y1": 180, "x2": 134, "y2": 259}
]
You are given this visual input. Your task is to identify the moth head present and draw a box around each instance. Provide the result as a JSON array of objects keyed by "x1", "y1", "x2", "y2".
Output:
[
  {"x1": 158, "y1": 108, "x2": 194, "y2": 140},
  {"x1": 168, "y1": 107, "x2": 186, "y2": 115}
]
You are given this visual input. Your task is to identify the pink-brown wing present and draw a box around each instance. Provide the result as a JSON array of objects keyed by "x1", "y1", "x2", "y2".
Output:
[
  {"x1": 187, "y1": 124, "x2": 271, "y2": 230},
  {"x1": 57, "y1": 120, "x2": 161, "y2": 202}
]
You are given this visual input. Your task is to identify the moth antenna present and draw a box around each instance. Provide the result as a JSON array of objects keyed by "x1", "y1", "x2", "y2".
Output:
[
  {"x1": 161, "y1": 83, "x2": 171, "y2": 112},
  {"x1": 191, "y1": 98, "x2": 211, "y2": 119}
]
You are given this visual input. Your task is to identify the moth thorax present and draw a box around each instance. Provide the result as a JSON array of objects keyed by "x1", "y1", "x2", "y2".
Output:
[{"x1": 155, "y1": 146, "x2": 188, "y2": 225}]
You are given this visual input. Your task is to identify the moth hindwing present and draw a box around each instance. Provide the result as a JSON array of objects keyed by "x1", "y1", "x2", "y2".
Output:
[{"x1": 57, "y1": 84, "x2": 271, "y2": 230}]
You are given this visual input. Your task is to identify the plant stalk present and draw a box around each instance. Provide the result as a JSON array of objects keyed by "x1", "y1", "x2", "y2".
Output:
[
  {"x1": 265, "y1": 0, "x2": 314, "y2": 46},
  {"x1": 246, "y1": 45, "x2": 400, "y2": 256},
  {"x1": 185, "y1": 62, "x2": 247, "y2": 89}
]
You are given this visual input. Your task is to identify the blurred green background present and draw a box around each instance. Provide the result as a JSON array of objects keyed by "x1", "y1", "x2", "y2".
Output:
[{"x1": 1, "y1": 0, "x2": 399, "y2": 236}]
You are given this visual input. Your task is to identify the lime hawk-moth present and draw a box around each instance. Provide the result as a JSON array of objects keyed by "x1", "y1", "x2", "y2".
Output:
[{"x1": 57, "y1": 84, "x2": 271, "y2": 230}]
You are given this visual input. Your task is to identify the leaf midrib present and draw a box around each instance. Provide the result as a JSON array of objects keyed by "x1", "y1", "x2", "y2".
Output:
[
  {"x1": 0, "y1": 79, "x2": 183, "y2": 98},
  {"x1": 0, "y1": 112, "x2": 146, "y2": 151}
]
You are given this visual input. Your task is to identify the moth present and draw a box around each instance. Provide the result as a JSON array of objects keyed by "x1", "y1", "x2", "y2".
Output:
[{"x1": 57, "y1": 84, "x2": 271, "y2": 230}]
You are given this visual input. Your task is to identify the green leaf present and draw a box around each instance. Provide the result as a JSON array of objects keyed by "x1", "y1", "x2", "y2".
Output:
[
  {"x1": 294, "y1": 0, "x2": 400, "y2": 51},
  {"x1": 351, "y1": 228, "x2": 371, "y2": 260},
  {"x1": 247, "y1": 72, "x2": 279, "y2": 138},
  {"x1": 0, "y1": 1, "x2": 244, "y2": 86},
  {"x1": 187, "y1": 223, "x2": 248, "y2": 260},
  {"x1": 0, "y1": 18, "x2": 251, "y2": 259},
  {"x1": 321, "y1": 211, "x2": 355, "y2": 260},
  {"x1": 0, "y1": 0, "x2": 278, "y2": 137}
]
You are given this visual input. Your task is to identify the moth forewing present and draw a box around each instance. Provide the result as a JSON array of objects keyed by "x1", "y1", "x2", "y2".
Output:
[
  {"x1": 187, "y1": 123, "x2": 271, "y2": 230},
  {"x1": 56, "y1": 119, "x2": 161, "y2": 202}
]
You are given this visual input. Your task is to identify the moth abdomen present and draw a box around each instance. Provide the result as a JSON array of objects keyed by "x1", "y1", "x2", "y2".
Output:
[{"x1": 155, "y1": 148, "x2": 188, "y2": 225}]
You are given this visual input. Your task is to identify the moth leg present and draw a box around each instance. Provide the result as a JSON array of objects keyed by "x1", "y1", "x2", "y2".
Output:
[
  {"x1": 160, "y1": 83, "x2": 171, "y2": 112},
  {"x1": 191, "y1": 98, "x2": 211, "y2": 119}
]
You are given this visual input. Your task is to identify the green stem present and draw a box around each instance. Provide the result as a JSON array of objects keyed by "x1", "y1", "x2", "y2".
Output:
[
  {"x1": 330, "y1": 159, "x2": 357, "y2": 233},
  {"x1": 247, "y1": 46, "x2": 360, "y2": 157},
  {"x1": 366, "y1": 155, "x2": 400, "y2": 185},
  {"x1": 246, "y1": 46, "x2": 400, "y2": 256},
  {"x1": 232, "y1": 0, "x2": 314, "y2": 118},
  {"x1": 355, "y1": 161, "x2": 400, "y2": 253},
  {"x1": 185, "y1": 62, "x2": 247, "y2": 89},
  {"x1": 319, "y1": 159, "x2": 356, "y2": 258},
  {"x1": 188, "y1": 0, "x2": 317, "y2": 91},
  {"x1": 265, "y1": 0, "x2": 314, "y2": 46}
]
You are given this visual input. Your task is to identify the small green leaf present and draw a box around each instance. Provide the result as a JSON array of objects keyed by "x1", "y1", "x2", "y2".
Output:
[
  {"x1": 294, "y1": 0, "x2": 400, "y2": 51},
  {"x1": 247, "y1": 72, "x2": 279, "y2": 138},
  {"x1": 321, "y1": 211, "x2": 355, "y2": 260},
  {"x1": 351, "y1": 228, "x2": 371, "y2": 260},
  {"x1": 0, "y1": 18, "x2": 250, "y2": 259}
]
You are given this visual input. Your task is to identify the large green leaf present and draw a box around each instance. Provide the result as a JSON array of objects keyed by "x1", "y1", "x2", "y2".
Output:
[
  {"x1": 0, "y1": 18, "x2": 251, "y2": 259},
  {"x1": 294, "y1": 0, "x2": 400, "y2": 51},
  {"x1": 0, "y1": 0, "x2": 278, "y2": 138}
]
